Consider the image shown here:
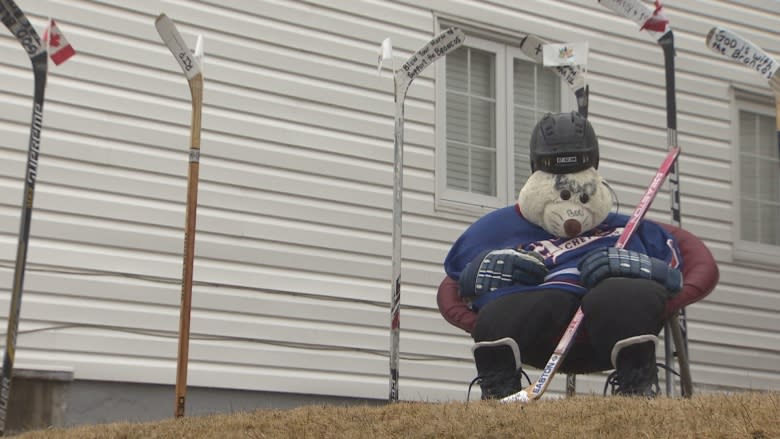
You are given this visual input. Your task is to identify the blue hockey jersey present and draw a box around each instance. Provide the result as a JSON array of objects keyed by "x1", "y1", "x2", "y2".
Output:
[{"x1": 443, "y1": 204, "x2": 682, "y2": 310}]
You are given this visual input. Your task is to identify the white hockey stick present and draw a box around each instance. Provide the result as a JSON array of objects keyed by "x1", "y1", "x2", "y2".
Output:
[
  {"x1": 518, "y1": 33, "x2": 589, "y2": 395},
  {"x1": 596, "y1": 1, "x2": 677, "y2": 154},
  {"x1": 706, "y1": 26, "x2": 780, "y2": 157},
  {"x1": 0, "y1": 0, "x2": 48, "y2": 434},
  {"x1": 384, "y1": 27, "x2": 464, "y2": 402},
  {"x1": 598, "y1": 0, "x2": 691, "y2": 397},
  {"x1": 519, "y1": 34, "x2": 589, "y2": 117},
  {"x1": 501, "y1": 146, "x2": 680, "y2": 404},
  {"x1": 155, "y1": 13, "x2": 204, "y2": 419}
]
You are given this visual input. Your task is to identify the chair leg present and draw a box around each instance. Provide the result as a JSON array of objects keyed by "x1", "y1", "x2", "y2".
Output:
[
  {"x1": 566, "y1": 373, "x2": 576, "y2": 397},
  {"x1": 669, "y1": 312, "x2": 693, "y2": 397},
  {"x1": 663, "y1": 322, "x2": 674, "y2": 395}
]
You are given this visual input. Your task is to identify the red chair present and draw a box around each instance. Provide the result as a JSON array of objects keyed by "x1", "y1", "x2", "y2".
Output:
[{"x1": 437, "y1": 223, "x2": 719, "y2": 397}]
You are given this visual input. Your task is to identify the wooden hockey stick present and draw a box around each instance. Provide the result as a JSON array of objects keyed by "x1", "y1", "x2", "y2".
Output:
[
  {"x1": 155, "y1": 13, "x2": 204, "y2": 418},
  {"x1": 0, "y1": 0, "x2": 48, "y2": 434},
  {"x1": 385, "y1": 27, "x2": 464, "y2": 401},
  {"x1": 501, "y1": 146, "x2": 680, "y2": 403},
  {"x1": 519, "y1": 34, "x2": 589, "y2": 118}
]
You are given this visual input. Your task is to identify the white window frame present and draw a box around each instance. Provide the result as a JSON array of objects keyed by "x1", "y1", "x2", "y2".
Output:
[
  {"x1": 435, "y1": 33, "x2": 575, "y2": 215},
  {"x1": 731, "y1": 89, "x2": 780, "y2": 265}
]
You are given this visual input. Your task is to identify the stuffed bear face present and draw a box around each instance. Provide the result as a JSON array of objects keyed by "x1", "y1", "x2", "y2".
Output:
[{"x1": 517, "y1": 168, "x2": 612, "y2": 238}]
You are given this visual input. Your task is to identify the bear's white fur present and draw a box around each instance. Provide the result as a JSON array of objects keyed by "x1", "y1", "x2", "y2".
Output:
[{"x1": 517, "y1": 168, "x2": 612, "y2": 238}]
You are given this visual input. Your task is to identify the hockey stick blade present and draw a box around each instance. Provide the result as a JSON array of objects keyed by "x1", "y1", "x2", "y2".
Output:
[
  {"x1": 519, "y1": 34, "x2": 588, "y2": 117},
  {"x1": 0, "y1": 0, "x2": 48, "y2": 435},
  {"x1": 598, "y1": 0, "x2": 670, "y2": 40},
  {"x1": 0, "y1": 0, "x2": 46, "y2": 59},
  {"x1": 501, "y1": 146, "x2": 681, "y2": 404},
  {"x1": 394, "y1": 27, "x2": 464, "y2": 99},
  {"x1": 705, "y1": 26, "x2": 780, "y2": 90},
  {"x1": 598, "y1": 0, "x2": 654, "y2": 26},
  {"x1": 706, "y1": 26, "x2": 780, "y2": 163},
  {"x1": 155, "y1": 14, "x2": 202, "y2": 80}
]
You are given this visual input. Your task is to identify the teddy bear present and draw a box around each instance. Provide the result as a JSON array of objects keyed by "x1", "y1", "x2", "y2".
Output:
[{"x1": 443, "y1": 111, "x2": 683, "y2": 400}]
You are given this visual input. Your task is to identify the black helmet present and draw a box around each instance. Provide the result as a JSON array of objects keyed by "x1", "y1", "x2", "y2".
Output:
[{"x1": 530, "y1": 111, "x2": 599, "y2": 174}]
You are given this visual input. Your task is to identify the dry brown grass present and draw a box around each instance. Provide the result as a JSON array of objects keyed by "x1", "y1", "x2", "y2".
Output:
[{"x1": 9, "y1": 391, "x2": 779, "y2": 439}]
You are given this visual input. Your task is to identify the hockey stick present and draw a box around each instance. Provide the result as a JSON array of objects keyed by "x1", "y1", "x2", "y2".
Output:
[
  {"x1": 519, "y1": 34, "x2": 589, "y2": 118},
  {"x1": 501, "y1": 146, "x2": 681, "y2": 403},
  {"x1": 519, "y1": 33, "x2": 590, "y2": 396},
  {"x1": 705, "y1": 26, "x2": 780, "y2": 158},
  {"x1": 0, "y1": 1, "x2": 47, "y2": 434},
  {"x1": 386, "y1": 27, "x2": 464, "y2": 402},
  {"x1": 155, "y1": 13, "x2": 204, "y2": 419},
  {"x1": 597, "y1": 0, "x2": 691, "y2": 397}
]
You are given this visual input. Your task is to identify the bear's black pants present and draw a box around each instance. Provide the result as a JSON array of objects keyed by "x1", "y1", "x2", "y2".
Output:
[{"x1": 471, "y1": 278, "x2": 669, "y2": 373}]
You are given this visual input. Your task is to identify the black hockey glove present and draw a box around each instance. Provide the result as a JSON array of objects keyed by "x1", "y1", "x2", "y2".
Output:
[
  {"x1": 578, "y1": 247, "x2": 682, "y2": 293},
  {"x1": 458, "y1": 248, "x2": 548, "y2": 298}
]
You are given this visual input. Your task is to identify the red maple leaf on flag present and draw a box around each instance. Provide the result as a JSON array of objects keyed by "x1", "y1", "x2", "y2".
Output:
[
  {"x1": 41, "y1": 28, "x2": 61, "y2": 47},
  {"x1": 49, "y1": 33, "x2": 61, "y2": 48}
]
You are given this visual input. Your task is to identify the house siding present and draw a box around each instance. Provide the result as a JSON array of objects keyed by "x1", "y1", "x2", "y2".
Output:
[{"x1": 0, "y1": 0, "x2": 776, "y2": 406}]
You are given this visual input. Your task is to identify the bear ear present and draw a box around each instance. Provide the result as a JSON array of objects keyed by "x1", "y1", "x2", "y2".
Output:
[{"x1": 517, "y1": 171, "x2": 555, "y2": 226}]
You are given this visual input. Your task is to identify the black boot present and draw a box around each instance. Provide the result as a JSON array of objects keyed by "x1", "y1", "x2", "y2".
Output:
[
  {"x1": 604, "y1": 335, "x2": 660, "y2": 397},
  {"x1": 471, "y1": 337, "x2": 524, "y2": 400}
]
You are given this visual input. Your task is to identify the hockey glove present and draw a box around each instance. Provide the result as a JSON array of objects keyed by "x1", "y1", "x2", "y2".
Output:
[
  {"x1": 459, "y1": 248, "x2": 548, "y2": 298},
  {"x1": 578, "y1": 247, "x2": 682, "y2": 293}
]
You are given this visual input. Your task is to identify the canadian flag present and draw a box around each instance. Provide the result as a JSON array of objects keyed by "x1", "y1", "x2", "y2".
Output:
[{"x1": 42, "y1": 19, "x2": 76, "y2": 65}]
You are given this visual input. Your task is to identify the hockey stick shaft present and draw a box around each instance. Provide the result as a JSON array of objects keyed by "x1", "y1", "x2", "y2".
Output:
[
  {"x1": 502, "y1": 146, "x2": 680, "y2": 403},
  {"x1": 155, "y1": 14, "x2": 203, "y2": 418},
  {"x1": 657, "y1": 30, "x2": 692, "y2": 396},
  {"x1": 658, "y1": 32, "x2": 680, "y2": 223},
  {"x1": 0, "y1": 0, "x2": 47, "y2": 434},
  {"x1": 175, "y1": 76, "x2": 202, "y2": 419},
  {"x1": 388, "y1": 28, "x2": 464, "y2": 401}
]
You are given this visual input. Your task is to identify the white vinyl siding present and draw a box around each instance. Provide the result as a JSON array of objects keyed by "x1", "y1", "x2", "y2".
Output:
[{"x1": 0, "y1": 0, "x2": 776, "y2": 404}]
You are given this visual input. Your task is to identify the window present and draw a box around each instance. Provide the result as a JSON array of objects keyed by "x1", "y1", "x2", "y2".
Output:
[
  {"x1": 436, "y1": 33, "x2": 570, "y2": 212},
  {"x1": 735, "y1": 99, "x2": 780, "y2": 255}
]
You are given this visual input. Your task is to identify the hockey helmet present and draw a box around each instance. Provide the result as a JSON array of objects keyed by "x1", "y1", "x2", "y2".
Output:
[{"x1": 529, "y1": 111, "x2": 599, "y2": 174}]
